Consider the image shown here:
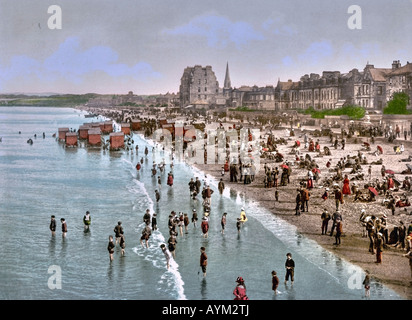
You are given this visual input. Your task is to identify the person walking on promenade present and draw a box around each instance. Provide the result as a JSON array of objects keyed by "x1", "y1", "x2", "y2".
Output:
[
  {"x1": 60, "y1": 218, "x2": 67, "y2": 238},
  {"x1": 321, "y1": 209, "x2": 331, "y2": 235},
  {"x1": 221, "y1": 212, "x2": 227, "y2": 234},
  {"x1": 329, "y1": 210, "x2": 342, "y2": 237},
  {"x1": 83, "y1": 211, "x2": 91, "y2": 232},
  {"x1": 200, "y1": 247, "x2": 208, "y2": 277},
  {"x1": 50, "y1": 215, "x2": 56, "y2": 236},
  {"x1": 113, "y1": 221, "x2": 124, "y2": 245},
  {"x1": 107, "y1": 235, "x2": 115, "y2": 262},
  {"x1": 284, "y1": 253, "x2": 295, "y2": 285},
  {"x1": 272, "y1": 271, "x2": 280, "y2": 295},
  {"x1": 334, "y1": 218, "x2": 343, "y2": 245},
  {"x1": 233, "y1": 277, "x2": 249, "y2": 300}
]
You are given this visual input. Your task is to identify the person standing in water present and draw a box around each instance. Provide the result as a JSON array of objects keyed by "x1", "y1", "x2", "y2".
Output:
[
  {"x1": 192, "y1": 209, "x2": 198, "y2": 228},
  {"x1": 218, "y1": 178, "x2": 225, "y2": 195},
  {"x1": 233, "y1": 277, "x2": 249, "y2": 300},
  {"x1": 49, "y1": 215, "x2": 56, "y2": 236},
  {"x1": 83, "y1": 211, "x2": 91, "y2": 231},
  {"x1": 152, "y1": 213, "x2": 158, "y2": 231},
  {"x1": 140, "y1": 223, "x2": 152, "y2": 248},
  {"x1": 221, "y1": 212, "x2": 227, "y2": 234},
  {"x1": 236, "y1": 218, "x2": 242, "y2": 234},
  {"x1": 155, "y1": 189, "x2": 160, "y2": 202},
  {"x1": 284, "y1": 253, "x2": 295, "y2": 285},
  {"x1": 201, "y1": 216, "x2": 209, "y2": 238},
  {"x1": 119, "y1": 234, "x2": 126, "y2": 256},
  {"x1": 113, "y1": 221, "x2": 124, "y2": 245},
  {"x1": 239, "y1": 207, "x2": 247, "y2": 224},
  {"x1": 183, "y1": 213, "x2": 190, "y2": 234},
  {"x1": 363, "y1": 270, "x2": 371, "y2": 298},
  {"x1": 160, "y1": 244, "x2": 171, "y2": 269},
  {"x1": 60, "y1": 218, "x2": 67, "y2": 237},
  {"x1": 200, "y1": 247, "x2": 208, "y2": 277},
  {"x1": 108, "y1": 235, "x2": 115, "y2": 262},
  {"x1": 272, "y1": 271, "x2": 280, "y2": 295}
]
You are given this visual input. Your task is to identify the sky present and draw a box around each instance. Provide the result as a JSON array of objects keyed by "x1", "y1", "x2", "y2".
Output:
[{"x1": 1, "y1": 0, "x2": 412, "y2": 95}]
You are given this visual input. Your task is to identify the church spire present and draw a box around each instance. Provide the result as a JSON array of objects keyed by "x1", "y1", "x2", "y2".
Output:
[{"x1": 224, "y1": 62, "x2": 231, "y2": 89}]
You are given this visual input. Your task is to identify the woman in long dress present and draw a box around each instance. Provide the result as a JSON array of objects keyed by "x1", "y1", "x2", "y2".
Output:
[{"x1": 342, "y1": 174, "x2": 351, "y2": 195}]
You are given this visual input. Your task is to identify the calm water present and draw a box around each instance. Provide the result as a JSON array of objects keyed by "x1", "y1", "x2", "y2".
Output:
[{"x1": 0, "y1": 107, "x2": 403, "y2": 300}]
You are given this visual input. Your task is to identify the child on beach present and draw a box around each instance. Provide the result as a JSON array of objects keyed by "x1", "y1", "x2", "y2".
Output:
[
  {"x1": 160, "y1": 244, "x2": 171, "y2": 269},
  {"x1": 60, "y1": 218, "x2": 67, "y2": 237},
  {"x1": 49, "y1": 215, "x2": 56, "y2": 236},
  {"x1": 108, "y1": 235, "x2": 115, "y2": 262}
]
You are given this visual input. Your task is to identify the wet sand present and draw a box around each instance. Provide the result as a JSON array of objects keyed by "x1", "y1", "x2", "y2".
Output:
[{"x1": 194, "y1": 125, "x2": 412, "y2": 299}]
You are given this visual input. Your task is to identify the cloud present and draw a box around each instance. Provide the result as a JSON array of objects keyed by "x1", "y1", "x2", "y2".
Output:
[
  {"x1": 162, "y1": 14, "x2": 264, "y2": 49},
  {"x1": 297, "y1": 40, "x2": 334, "y2": 66},
  {"x1": 0, "y1": 37, "x2": 161, "y2": 92}
]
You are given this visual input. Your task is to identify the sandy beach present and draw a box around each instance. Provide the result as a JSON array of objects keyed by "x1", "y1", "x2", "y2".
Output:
[{"x1": 194, "y1": 124, "x2": 412, "y2": 300}]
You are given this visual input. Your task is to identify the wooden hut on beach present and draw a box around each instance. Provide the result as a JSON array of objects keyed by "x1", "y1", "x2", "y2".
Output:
[
  {"x1": 79, "y1": 125, "x2": 92, "y2": 140},
  {"x1": 65, "y1": 132, "x2": 78, "y2": 147},
  {"x1": 121, "y1": 123, "x2": 131, "y2": 135},
  {"x1": 109, "y1": 132, "x2": 125, "y2": 150},
  {"x1": 58, "y1": 128, "x2": 70, "y2": 141},
  {"x1": 88, "y1": 128, "x2": 102, "y2": 146}
]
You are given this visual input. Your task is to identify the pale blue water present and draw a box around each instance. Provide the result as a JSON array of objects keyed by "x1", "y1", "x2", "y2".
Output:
[{"x1": 0, "y1": 107, "x2": 403, "y2": 300}]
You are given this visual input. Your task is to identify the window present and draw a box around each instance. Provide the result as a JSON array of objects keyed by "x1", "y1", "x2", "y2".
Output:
[
  {"x1": 377, "y1": 86, "x2": 383, "y2": 95},
  {"x1": 204, "y1": 87, "x2": 207, "y2": 92},
  {"x1": 198, "y1": 87, "x2": 201, "y2": 92}
]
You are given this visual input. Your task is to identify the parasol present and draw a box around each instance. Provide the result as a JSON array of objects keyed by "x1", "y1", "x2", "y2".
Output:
[
  {"x1": 363, "y1": 142, "x2": 370, "y2": 147},
  {"x1": 281, "y1": 164, "x2": 289, "y2": 169},
  {"x1": 385, "y1": 169, "x2": 395, "y2": 175},
  {"x1": 377, "y1": 146, "x2": 383, "y2": 154},
  {"x1": 406, "y1": 164, "x2": 412, "y2": 171},
  {"x1": 368, "y1": 186, "x2": 378, "y2": 196},
  {"x1": 312, "y1": 168, "x2": 321, "y2": 173}
]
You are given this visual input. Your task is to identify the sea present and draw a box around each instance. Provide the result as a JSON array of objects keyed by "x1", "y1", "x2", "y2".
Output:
[{"x1": 0, "y1": 106, "x2": 403, "y2": 300}]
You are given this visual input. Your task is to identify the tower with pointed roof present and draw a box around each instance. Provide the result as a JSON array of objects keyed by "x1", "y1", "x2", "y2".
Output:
[{"x1": 223, "y1": 62, "x2": 232, "y2": 99}]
